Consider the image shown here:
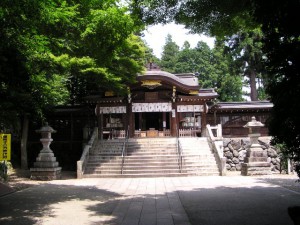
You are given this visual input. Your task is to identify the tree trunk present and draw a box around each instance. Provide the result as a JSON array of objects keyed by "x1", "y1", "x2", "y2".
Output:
[
  {"x1": 249, "y1": 70, "x2": 258, "y2": 101},
  {"x1": 20, "y1": 114, "x2": 29, "y2": 169}
]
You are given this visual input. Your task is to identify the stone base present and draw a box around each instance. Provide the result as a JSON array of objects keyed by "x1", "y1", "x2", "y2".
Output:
[
  {"x1": 30, "y1": 167, "x2": 62, "y2": 180},
  {"x1": 241, "y1": 163, "x2": 271, "y2": 176}
]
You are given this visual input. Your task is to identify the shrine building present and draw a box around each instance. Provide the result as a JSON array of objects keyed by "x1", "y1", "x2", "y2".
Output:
[{"x1": 85, "y1": 64, "x2": 218, "y2": 139}]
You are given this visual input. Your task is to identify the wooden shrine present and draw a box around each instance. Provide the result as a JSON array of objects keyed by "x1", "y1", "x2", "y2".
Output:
[{"x1": 85, "y1": 65, "x2": 218, "y2": 139}]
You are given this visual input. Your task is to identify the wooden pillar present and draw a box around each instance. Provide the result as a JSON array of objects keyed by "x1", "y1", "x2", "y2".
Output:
[
  {"x1": 128, "y1": 103, "x2": 134, "y2": 138},
  {"x1": 171, "y1": 103, "x2": 177, "y2": 137},
  {"x1": 201, "y1": 104, "x2": 207, "y2": 134},
  {"x1": 139, "y1": 113, "x2": 143, "y2": 130},
  {"x1": 99, "y1": 112, "x2": 103, "y2": 140},
  {"x1": 162, "y1": 112, "x2": 166, "y2": 130}
]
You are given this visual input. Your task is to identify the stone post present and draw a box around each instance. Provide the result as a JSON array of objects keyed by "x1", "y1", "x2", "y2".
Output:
[
  {"x1": 241, "y1": 117, "x2": 271, "y2": 176},
  {"x1": 30, "y1": 123, "x2": 62, "y2": 180}
]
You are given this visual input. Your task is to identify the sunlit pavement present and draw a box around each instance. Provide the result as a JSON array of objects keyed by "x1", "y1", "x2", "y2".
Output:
[{"x1": 1, "y1": 175, "x2": 300, "y2": 225}]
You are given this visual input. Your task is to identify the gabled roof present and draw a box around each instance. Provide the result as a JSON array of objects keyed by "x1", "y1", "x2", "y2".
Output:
[
  {"x1": 136, "y1": 70, "x2": 200, "y2": 93},
  {"x1": 210, "y1": 101, "x2": 273, "y2": 113}
]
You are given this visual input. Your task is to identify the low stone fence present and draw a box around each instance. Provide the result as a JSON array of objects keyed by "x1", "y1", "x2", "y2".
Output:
[{"x1": 223, "y1": 137, "x2": 282, "y2": 173}]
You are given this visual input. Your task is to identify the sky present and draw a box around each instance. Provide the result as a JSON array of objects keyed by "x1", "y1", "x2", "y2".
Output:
[{"x1": 142, "y1": 23, "x2": 215, "y2": 59}]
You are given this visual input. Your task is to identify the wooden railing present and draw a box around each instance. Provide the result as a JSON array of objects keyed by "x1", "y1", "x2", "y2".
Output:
[
  {"x1": 134, "y1": 129, "x2": 171, "y2": 138},
  {"x1": 111, "y1": 130, "x2": 126, "y2": 139},
  {"x1": 178, "y1": 129, "x2": 199, "y2": 137},
  {"x1": 77, "y1": 127, "x2": 98, "y2": 179}
]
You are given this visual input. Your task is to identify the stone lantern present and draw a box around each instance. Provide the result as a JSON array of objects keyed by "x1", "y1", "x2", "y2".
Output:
[
  {"x1": 30, "y1": 123, "x2": 62, "y2": 180},
  {"x1": 241, "y1": 117, "x2": 271, "y2": 176}
]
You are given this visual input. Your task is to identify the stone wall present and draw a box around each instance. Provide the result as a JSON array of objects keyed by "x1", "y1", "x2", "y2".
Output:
[{"x1": 223, "y1": 137, "x2": 282, "y2": 173}]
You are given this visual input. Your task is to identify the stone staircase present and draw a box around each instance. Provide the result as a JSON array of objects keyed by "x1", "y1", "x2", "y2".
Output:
[
  {"x1": 83, "y1": 139, "x2": 124, "y2": 178},
  {"x1": 83, "y1": 137, "x2": 220, "y2": 178},
  {"x1": 122, "y1": 138, "x2": 181, "y2": 177},
  {"x1": 180, "y1": 137, "x2": 220, "y2": 176}
]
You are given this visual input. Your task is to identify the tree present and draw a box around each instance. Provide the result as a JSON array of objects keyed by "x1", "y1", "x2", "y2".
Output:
[
  {"x1": 0, "y1": 0, "x2": 146, "y2": 124},
  {"x1": 0, "y1": 0, "x2": 146, "y2": 168},
  {"x1": 133, "y1": 0, "x2": 300, "y2": 177},
  {"x1": 224, "y1": 28, "x2": 265, "y2": 101},
  {"x1": 210, "y1": 41, "x2": 244, "y2": 102},
  {"x1": 159, "y1": 37, "x2": 243, "y2": 101},
  {"x1": 131, "y1": 0, "x2": 264, "y2": 101},
  {"x1": 251, "y1": 0, "x2": 300, "y2": 177},
  {"x1": 159, "y1": 34, "x2": 180, "y2": 73},
  {"x1": 131, "y1": 0, "x2": 255, "y2": 36}
]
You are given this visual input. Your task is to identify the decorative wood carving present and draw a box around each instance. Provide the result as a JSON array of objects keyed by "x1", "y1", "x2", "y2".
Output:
[{"x1": 145, "y1": 92, "x2": 158, "y2": 101}]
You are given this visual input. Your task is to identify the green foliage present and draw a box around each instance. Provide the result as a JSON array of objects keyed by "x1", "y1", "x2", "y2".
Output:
[
  {"x1": 131, "y1": 0, "x2": 257, "y2": 36},
  {"x1": 159, "y1": 35, "x2": 243, "y2": 101},
  {"x1": 223, "y1": 28, "x2": 265, "y2": 101},
  {"x1": 252, "y1": 0, "x2": 300, "y2": 177},
  {"x1": 132, "y1": 0, "x2": 266, "y2": 101},
  {"x1": 159, "y1": 34, "x2": 180, "y2": 73},
  {"x1": 134, "y1": 0, "x2": 300, "y2": 178},
  {"x1": 0, "y1": 0, "x2": 146, "y2": 128}
]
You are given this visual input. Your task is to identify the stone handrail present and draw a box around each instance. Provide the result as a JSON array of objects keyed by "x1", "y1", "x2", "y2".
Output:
[
  {"x1": 121, "y1": 126, "x2": 129, "y2": 174},
  {"x1": 77, "y1": 127, "x2": 98, "y2": 179},
  {"x1": 176, "y1": 124, "x2": 183, "y2": 173},
  {"x1": 206, "y1": 124, "x2": 226, "y2": 176}
]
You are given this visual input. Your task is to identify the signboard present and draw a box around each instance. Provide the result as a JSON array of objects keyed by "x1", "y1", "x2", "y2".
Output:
[
  {"x1": 0, "y1": 134, "x2": 11, "y2": 161},
  {"x1": 177, "y1": 105, "x2": 204, "y2": 112},
  {"x1": 132, "y1": 103, "x2": 172, "y2": 112},
  {"x1": 99, "y1": 106, "x2": 126, "y2": 114}
]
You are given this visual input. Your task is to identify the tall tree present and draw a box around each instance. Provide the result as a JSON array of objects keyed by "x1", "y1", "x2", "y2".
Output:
[
  {"x1": 252, "y1": 0, "x2": 300, "y2": 177},
  {"x1": 211, "y1": 41, "x2": 244, "y2": 102},
  {"x1": 159, "y1": 37, "x2": 243, "y2": 101},
  {"x1": 224, "y1": 28, "x2": 265, "y2": 101},
  {"x1": 159, "y1": 34, "x2": 179, "y2": 73},
  {"x1": 133, "y1": 0, "x2": 300, "y2": 177},
  {"x1": 0, "y1": 0, "x2": 146, "y2": 126},
  {"x1": 131, "y1": 0, "x2": 264, "y2": 101},
  {"x1": 0, "y1": 0, "x2": 146, "y2": 167}
]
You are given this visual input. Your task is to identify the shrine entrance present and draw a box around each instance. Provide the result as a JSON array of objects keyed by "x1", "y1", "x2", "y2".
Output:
[
  {"x1": 145, "y1": 112, "x2": 161, "y2": 130},
  {"x1": 134, "y1": 112, "x2": 171, "y2": 137}
]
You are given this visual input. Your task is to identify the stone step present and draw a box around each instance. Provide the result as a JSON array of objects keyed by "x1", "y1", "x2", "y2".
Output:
[
  {"x1": 84, "y1": 137, "x2": 220, "y2": 177},
  {"x1": 127, "y1": 143, "x2": 177, "y2": 149},
  {"x1": 83, "y1": 171, "x2": 219, "y2": 178},
  {"x1": 125, "y1": 152, "x2": 178, "y2": 156},
  {"x1": 122, "y1": 168, "x2": 180, "y2": 174},
  {"x1": 82, "y1": 173, "x2": 188, "y2": 178},
  {"x1": 86, "y1": 163, "x2": 121, "y2": 168},
  {"x1": 122, "y1": 165, "x2": 179, "y2": 170},
  {"x1": 88, "y1": 155, "x2": 122, "y2": 160},
  {"x1": 124, "y1": 158, "x2": 179, "y2": 163},
  {"x1": 85, "y1": 170, "x2": 122, "y2": 174},
  {"x1": 128, "y1": 138, "x2": 176, "y2": 142},
  {"x1": 126, "y1": 148, "x2": 177, "y2": 152}
]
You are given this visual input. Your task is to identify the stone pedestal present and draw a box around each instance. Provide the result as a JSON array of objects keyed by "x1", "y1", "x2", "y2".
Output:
[
  {"x1": 30, "y1": 123, "x2": 61, "y2": 180},
  {"x1": 241, "y1": 117, "x2": 271, "y2": 176}
]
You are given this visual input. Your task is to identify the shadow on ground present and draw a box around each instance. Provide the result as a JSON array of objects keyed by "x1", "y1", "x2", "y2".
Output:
[
  {"x1": 0, "y1": 184, "x2": 120, "y2": 225},
  {"x1": 1, "y1": 178, "x2": 300, "y2": 225}
]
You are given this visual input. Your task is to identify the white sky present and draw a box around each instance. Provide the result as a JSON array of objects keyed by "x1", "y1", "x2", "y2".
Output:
[{"x1": 142, "y1": 23, "x2": 215, "y2": 59}]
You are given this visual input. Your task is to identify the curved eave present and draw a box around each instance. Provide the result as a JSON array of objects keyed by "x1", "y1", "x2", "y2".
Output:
[
  {"x1": 136, "y1": 74, "x2": 200, "y2": 93},
  {"x1": 178, "y1": 94, "x2": 218, "y2": 102},
  {"x1": 83, "y1": 96, "x2": 124, "y2": 104}
]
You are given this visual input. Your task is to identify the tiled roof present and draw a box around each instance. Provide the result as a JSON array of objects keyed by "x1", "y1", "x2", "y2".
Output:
[{"x1": 210, "y1": 101, "x2": 273, "y2": 112}]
